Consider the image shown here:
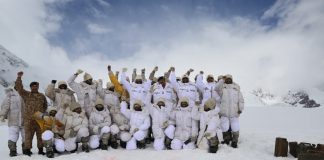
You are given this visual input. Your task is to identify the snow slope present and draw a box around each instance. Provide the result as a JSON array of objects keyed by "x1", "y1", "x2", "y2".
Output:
[{"x1": 0, "y1": 105, "x2": 323, "y2": 160}]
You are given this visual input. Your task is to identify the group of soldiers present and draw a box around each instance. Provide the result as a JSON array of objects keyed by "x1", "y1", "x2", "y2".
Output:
[{"x1": 0, "y1": 65, "x2": 244, "y2": 158}]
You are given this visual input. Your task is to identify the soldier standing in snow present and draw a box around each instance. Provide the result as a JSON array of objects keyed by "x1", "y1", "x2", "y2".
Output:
[
  {"x1": 0, "y1": 87, "x2": 25, "y2": 157},
  {"x1": 219, "y1": 74, "x2": 244, "y2": 148},
  {"x1": 15, "y1": 71, "x2": 48, "y2": 156}
]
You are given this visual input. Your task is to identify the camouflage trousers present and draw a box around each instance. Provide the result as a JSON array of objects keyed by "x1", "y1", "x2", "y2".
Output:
[{"x1": 23, "y1": 120, "x2": 43, "y2": 149}]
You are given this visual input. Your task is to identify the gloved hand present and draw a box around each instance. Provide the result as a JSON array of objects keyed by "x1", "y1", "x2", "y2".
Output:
[
  {"x1": 0, "y1": 116, "x2": 5, "y2": 122},
  {"x1": 162, "y1": 121, "x2": 168, "y2": 129},
  {"x1": 141, "y1": 68, "x2": 145, "y2": 73},
  {"x1": 122, "y1": 68, "x2": 128, "y2": 73},
  {"x1": 200, "y1": 71, "x2": 204, "y2": 74},
  {"x1": 189, "y1": 68, "x2": 194, "y2": 72},
  {"x1": 93, "y1": 126, "x2": 99, "y2": 134},
  {"x1": 107, "y1": 65, "x2": 111, "y2": 71},
  {"x1": 153, "y1": 66, "x2": 158, "y2": 72},
  {"x1": 51, "y1": 80, "x2": 57, "y2": 84},
  {"x1": 204, "y1": 132, "x2": 211, "y2": 139},
  {"x1": 170, "y1": 67, "x2": 175, "y2": 72},
  {"x1": 17, "y1": 71, "x2": 24, "y2": 77},
  {"x1": 238, "y1": 110, "x2": 242, "y2": 114},
  {"x1": 76, "y1": 69, "x2": 83, "y2": 75},
  {"x1": 133, "y1": 128, "x2": 139, "y2": 133},
  {"x1": 133, "y1": 68, "x2": 137, "y2": 73}
]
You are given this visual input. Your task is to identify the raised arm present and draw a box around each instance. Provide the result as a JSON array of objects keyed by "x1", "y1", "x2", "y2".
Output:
[
  {"x1": 149, "y1": 66, "x2": 158, "y2": 81},
  {"x1": 15, "y1": 71, "x2": 29, "y2": 97},
  {"x1": 107, "y1": 65, "x2": 124, "y2": 96},
  {"x1": 195, "y1": 71, "x2": 205, "y2": 92},
  {"x1": 120, "y1": 68, "x2": 132, "y2": 93},
  {"x1": 45, "y1": 80, "x2": 56, "y2": 101},
  {"x1": 67, "y1": 69, "x2": 83, "y2": 94}
]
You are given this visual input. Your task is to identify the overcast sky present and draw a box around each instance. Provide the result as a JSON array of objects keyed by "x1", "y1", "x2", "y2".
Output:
[{"x1": 0, "y1": 0, "x2": 324, "y2": 95}]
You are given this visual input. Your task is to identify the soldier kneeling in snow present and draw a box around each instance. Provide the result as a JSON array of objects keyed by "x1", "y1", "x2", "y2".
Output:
[
  {"x1": 0, "y1": 87, "x2": 25, "y2": 157},
  {"x1": 148, "y1": 98, "x2": 175, "y2": 150},
  {"x1": 33, "y1": 106, "x2": 65, "y2": 158},
  {"x1": 196, "y1": 98, "x2": 223, "y2": 153},
  {"x1": 120, "y1": 100, "x2": 150, "y2": 150},
  {"x1": 88, "y1": 98, "x2": 112, "y2": 150},
  {"x1": 170, "y1": 97, "x2": 199, "y2": 150},
  {"x1": 60, "y1": 102, "x2": 90, "y2": 153}
]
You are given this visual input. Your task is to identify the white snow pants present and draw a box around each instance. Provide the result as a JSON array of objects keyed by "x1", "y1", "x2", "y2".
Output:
[
  {"x1": 171, "y1": 139, "x2": 196, "y2": 150},
  {"x1": 8, "y1": 126, "x2": 25, "y2": 143},
  {"x1": 65, "y1": 127, "x2": 90, "y2": 152},
  {"x1": 41, "y1": 130, "x2": 65, "y2": 153},
  {"x1": 126, "y1": 130, "x2": 147, "y2": 150},
  {"x1": 220, "y1": 116, "x2": 240, "y2": 132},
  {"x1": 89, "y1": 126, "x2": 111, "y2": 149}
]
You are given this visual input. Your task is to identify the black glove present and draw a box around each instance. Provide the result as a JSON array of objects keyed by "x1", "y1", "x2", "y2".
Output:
[
  {"x1": 52, "y1": 80, "x2": 57, "y2": 84},
  {"x1": 184, "y1": 138, "x2": 191, "y2": 145}
]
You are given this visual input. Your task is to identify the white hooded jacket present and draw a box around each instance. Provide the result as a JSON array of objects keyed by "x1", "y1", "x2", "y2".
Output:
[
  {"x1": 68, "y1": 74, "x2": 100, "y2": 115},
  {"x1": 170, "y1": 101, "x2": 199, "y2": 141},
  {"x1": 0, "y1": 88, "x2": 24, "y2": 127},
  {"x1": 148, "y1": 102, "x2": 173, "y2": 139},
  {"x1": 220, "y1": 83, "x2": 244, "y2": 118},
  {"x1": 169, "y1": 71, "x2": 199, "y2": 103},
  {"x1": 120, "y1": 101, "x2": 150, "y2": 135},
  {"x1": 89, "y1": 107, "x2": 112, "y2": 135},
  {"x1": 45, "y1": 83, "x2": 76, "y2": 110}
]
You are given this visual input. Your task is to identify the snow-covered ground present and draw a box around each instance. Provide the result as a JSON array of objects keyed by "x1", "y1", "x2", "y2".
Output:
[{"x1": 0, "y1": 105, "x2": 323, "y2": 160}]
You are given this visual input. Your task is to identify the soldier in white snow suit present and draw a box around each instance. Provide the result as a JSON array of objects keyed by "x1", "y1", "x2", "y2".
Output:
[
  {"x1": 120, "y1": 100, "x2": 150, "y2": 150},
  {"x1": 219, "y1": 74, "x2": 244, "y2": 148},
  {"x1": 88, "y1": 98, "x2": 112, "y2": 150},
  {"x1": 0, "y1": 87, "x2": 25, "y2": 157}
]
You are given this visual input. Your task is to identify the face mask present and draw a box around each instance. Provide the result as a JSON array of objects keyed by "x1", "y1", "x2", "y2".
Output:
[
  {"x1": 135, "y1": 80, "x2": 143, "y2": 84},
  {"x1": 49, "y1": 111, "x2": 57, "y2": 117},
  {"x1": 204, "y1": 107, "x2": 211, "y2": 112},
  {"x1": 96, "y1": 107, "x2": 104, "y2": 111},
  {"x1": 59, "y1": 84, "x2": 67, "y2": 90},
  {"x1": 181, "y1": 102, "x2": 188, "y2": 108},
  {"x1": 157, "y1": 102, "x2": 165, "y2": 108},
  {"x1": 85, "y1": 79, "x2": 92, "y2": 85},
  {"x1": 134, "y1": 105, "x2": 142, "y2": 111},
  {"x1": 225, "y1": 79, "x2": 233, "y2": 84},
  {"x1": 182, "y1": 78, "x2": 189, "y2": 83},
  {"x1": 73, "y1": 108, "x2": 82, "y2": 114}
]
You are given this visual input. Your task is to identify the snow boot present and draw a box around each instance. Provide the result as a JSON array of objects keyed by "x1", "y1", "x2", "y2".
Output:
[
  {"x1": 137, "y1": 140, "x2": 146, "y2": 149},
  {"x1": 101, "y1": 133, "x2": 110, "y2": 150},
  {"x1": 208, "y1": 137, "x2": 219, "y2": 153},
  {"x1": 221, "y1": 131, "x2": 232, "y2": 145},
  {"x1": 120, "y1": 141, "x2": 127, "y2": 149},
  {"x1": 44, "y1": 140, "x2": 54, "y2": 158},
  {"x1": 231, "y1": 131, "x2": 239, "y2": 148},
  {"x1": 23, "y1": 149, "x2": 32, "y2": 156},
  {"x1": 110, "y1": 134, "x2": 118, "y2": 149},
  {"x1": 8, "y1": 140, "x2": 17, "y2": 157},
  {"x1": 38, "y1": 147, "x2": 45, "y2": 155},
  {"x1": 165, "y1": 137, "x2": 172, "y2": 150},
  {"x1": 81, "y1": 137, "x2": 90, "y2": 153}
]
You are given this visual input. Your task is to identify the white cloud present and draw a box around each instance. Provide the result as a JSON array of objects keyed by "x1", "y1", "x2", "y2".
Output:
[
  {"x1": 0, "y1": 0, "x2": 324, "y2": 99},
  {"x1": 87, "y1": 23, "x2": 111, "y2": 34}
]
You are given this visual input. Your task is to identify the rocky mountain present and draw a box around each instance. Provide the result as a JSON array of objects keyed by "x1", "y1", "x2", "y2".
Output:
[
  {"x1": 0, "y1": 45, "x2": 29, "y2": 99},
  {"x1": 252, "y1": 88, "x2": 321, "y2": 108}
]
